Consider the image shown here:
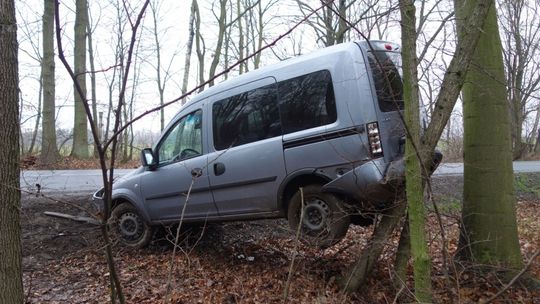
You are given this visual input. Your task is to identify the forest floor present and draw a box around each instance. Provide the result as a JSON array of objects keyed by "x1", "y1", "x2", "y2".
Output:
[{"x1": 20, "y1": 165, "x2": 540, "y2": 303}]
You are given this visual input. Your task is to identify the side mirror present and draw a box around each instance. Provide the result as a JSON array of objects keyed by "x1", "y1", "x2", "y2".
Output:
[{"x1": 141, "y1": 148, "x2": 157, "y2": 170}]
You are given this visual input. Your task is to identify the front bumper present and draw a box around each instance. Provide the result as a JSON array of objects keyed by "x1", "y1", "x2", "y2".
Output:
[{"x1": 91, "y1": 188, "x2": 105, "y2": 212}]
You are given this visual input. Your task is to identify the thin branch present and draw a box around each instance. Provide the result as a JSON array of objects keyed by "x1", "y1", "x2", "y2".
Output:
[
  {"x1": 485, "y1": 250, "x2": 540, "y2": 303},
  {"x1": 106, "y1": 1, "x2": 330, "y2": 148}
]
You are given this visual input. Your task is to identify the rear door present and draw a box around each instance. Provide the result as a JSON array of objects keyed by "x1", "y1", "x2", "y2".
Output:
[{"x1": 206, "y1": 78, "x2": 286, "y2": 216}]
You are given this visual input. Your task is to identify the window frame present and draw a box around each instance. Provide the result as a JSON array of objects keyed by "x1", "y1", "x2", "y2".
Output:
[
  {"x1": 277, "y1": 69, "x2": 338, "y2": 135},
  {"x1": 155, "y1": 109, "x2": 203, "y2": 166},
  {"x1": 211, "y1": 83, "x2": 281, "y2": 151}
]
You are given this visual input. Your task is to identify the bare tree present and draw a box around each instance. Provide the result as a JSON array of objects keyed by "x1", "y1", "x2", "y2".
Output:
[
  {"x1": 41, "y1": 0, "x2": 60, "y2": 163},
  {"x1": 296, "y1": 0, "x2": 385, "y2": 46},
  {"x1": 54, "y1": 0, "x2": 151, "y2": 301},
  {"x1": 208, "y1": 0, "x2": 228, "y2": 87},
  {"x1": 456, "y1": 0, "x2": 523, "y2": 270},
  {"x1": 499, "y1": 0, "x2": 540, "y2": 159},
  {"x1": 399, "y1": 0, "x2": 432, "y2": 301},
  {"x1": 181, "y1": 0, "x2": 198, "y2": 102},
  {"x1": 87, "y1": 2, "x2": 101, "y2": 156},
  {"x1": 71, "y1": 0, "x2": 90, "y2": 158},
  {"x1": 149, "y1": 0, "x2": 179, "y2": 131},
  {"x1": 342, "y1": 0, "x2": 494, "y2": 292},
  {"x1": 0, "y1": 0, "x2": 24, "y2": 302}
]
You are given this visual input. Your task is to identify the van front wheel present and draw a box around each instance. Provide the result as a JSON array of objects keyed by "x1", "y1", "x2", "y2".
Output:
[
  {"x1": 110, "y1": 203, "x2": 154, "y2": 248},
  {"x1": 287, "y1": 185, "x2": 350, "y2": 248}
]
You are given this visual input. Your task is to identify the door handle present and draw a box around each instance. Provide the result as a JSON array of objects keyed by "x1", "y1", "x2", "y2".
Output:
[
  {"x1": 191, "y1": 167, "x2": 203, "y2": 178},
  {"x1": 214, "y1": 162, "x2": 226, "y2": 176}
]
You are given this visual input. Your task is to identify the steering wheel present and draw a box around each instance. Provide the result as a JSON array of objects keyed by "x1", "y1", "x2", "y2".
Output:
[{"x1": 180, "y1": 148, "x2": 200, "y2": 159}]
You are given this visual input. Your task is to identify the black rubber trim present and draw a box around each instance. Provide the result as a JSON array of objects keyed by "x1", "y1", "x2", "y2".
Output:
[
  {"x1": 211, "y1": 176, "x2": 277, "y2": 191},
  {"x1": 145, "y1": 187, "x2": 210, "y2": 201},
  {"x1": 145, "y1": 176, "x2": 277, "y2": 201},
  {"x1": 283, "y1": 127, "x2": 361, "y2": 150}
]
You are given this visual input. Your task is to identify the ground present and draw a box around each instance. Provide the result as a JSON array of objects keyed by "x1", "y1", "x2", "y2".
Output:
[{"x1": 21, "y1": 174, "x2": 540, "y2": 303}]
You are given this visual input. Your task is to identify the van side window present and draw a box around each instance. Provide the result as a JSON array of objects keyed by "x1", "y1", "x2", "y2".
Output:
[
  {"x1": 278, "y1": 70, "x2": 337, "y2": 134},
  {"x1": 158, "y1": 110, "x2": 202, "y2": 164},
  {"x1": 213, "y1": 84, "x2": 281, "y2": 150}
]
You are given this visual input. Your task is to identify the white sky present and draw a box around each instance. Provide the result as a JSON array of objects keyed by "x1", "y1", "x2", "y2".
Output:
[{"x1": 17, "y1": 0, "x2": 538, "y2": 145}]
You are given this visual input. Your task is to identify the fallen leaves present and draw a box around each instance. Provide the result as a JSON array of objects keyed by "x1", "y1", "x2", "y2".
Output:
[{"x1": 20, "y1": 194, "x2": 540, "y2": 303}]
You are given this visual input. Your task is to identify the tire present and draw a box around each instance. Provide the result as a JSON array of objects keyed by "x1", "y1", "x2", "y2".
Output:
[
  {"x1": 110, "y1": 202, "x2": 154, "y2": 248},
  {"x1": 287, "y1": 185, "x2": 350, "y2": 248}
]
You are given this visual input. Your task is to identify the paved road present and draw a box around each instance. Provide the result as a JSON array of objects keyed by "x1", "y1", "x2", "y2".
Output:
[
  {"x1": 20, "y1": 161, "x2": 540, "y2": 196},
  {"x1": 435, "y1": 161, "x2": 540, "y2": 176},
  {"x1": 20, "y1": 169, "x2": 131, "y2": 196}
]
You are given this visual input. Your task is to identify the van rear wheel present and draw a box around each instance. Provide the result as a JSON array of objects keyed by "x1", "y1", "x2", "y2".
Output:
[
  {"x1": 110, "y1": 203, "x2": 154, "y2": 248},
  {"x1": 287, "y1": 185, "x2": 350, "y2": 248}
]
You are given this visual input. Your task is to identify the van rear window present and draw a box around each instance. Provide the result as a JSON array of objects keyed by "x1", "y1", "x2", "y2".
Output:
[{"x1": 367, "y1": 51, "x2": 404, "y2": 112}]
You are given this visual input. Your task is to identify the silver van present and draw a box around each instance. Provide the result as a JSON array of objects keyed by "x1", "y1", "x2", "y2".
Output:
[{"x1": 94, "y1": 41, "x2": 434, "y2": 248}]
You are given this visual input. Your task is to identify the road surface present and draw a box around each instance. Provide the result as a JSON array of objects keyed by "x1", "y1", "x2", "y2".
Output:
[{"x1": 20, "y1": 161, "x2": 540, "y2": 196}]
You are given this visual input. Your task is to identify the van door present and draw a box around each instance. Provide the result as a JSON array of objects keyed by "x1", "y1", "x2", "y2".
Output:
[
  {"x1": 207, "y1": 78, "x2": 286, "y2": 216},
  {"x1": 139, "y1": 109, "x2": 218, "y2": 222}
]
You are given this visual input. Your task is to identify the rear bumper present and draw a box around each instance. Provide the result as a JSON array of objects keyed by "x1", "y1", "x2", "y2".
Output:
[
  {"x1": 322, "y1": 150, "x2": 442, "y2": 203},
  {"x1": 322, "y1": 158, "x2": 404, "y2": 203}
]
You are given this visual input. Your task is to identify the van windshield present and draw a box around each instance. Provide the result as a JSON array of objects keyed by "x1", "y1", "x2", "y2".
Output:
[{"x1": 367, "y1": 51, "x2": 404, "y2": 112}]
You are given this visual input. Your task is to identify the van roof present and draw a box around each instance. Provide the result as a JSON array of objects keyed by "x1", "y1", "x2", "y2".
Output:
[
  {"x1": 181, "y1": 40, "x2": 396, "y2": 109},
  {"x1": 184, "y1": 42, "x2": 351, "y2": 107}
]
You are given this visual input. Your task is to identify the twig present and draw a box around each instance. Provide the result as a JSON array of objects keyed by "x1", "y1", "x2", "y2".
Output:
[
  {"x1": 106, "y1": 0, "x2": 333, "y2": 147},
  {"x1": 163, "y1": 177, "x2": 196, "y2": 303},
  {"x1": 283, "y1": 187, "x2": 305, "y2": 301},
  {"x1": 485, "y1": 250, "x2": 540, "y2": 303}
]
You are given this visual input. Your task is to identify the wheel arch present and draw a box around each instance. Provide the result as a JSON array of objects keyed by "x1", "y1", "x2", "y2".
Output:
[
  {"x1": 110, "y1": 192, "x2": 152, "y2": 223},
  {"x1": 278, "y1": 169, "x2": 332, "y2": 216}
]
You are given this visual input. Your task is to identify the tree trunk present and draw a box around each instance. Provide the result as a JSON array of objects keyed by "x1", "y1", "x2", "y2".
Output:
[
  {"x1": 195, "y1": 1, "x2": 205, "y2": 92},
  {"x1": 150, "y1": 1, "x2": 166, "y2": 131},
  {"x1": 336, "y1": 0, "x2": 347, "y2": 43},
  {"x1": 400, "y1": 0, "x2": 432, "y2": 301},
  {"x1": 0, "y1": 0, "x2": 24, "y2": 301},
  {"x1": 237, "y1": 0, "x2": 245, "y2": 74},
  {"x1": 29, "y1": 78, "x2": 42, "y2": 155},
  {"x1": 254, "y1": 0, "x2": 263, "y2": 69},
  {"x1": 87, "y1": 9, "x2": 99, "y2": 157},
  {"x1": 181, "y1": 0, "x2": 197, "y2": 104},
  {"x1": 340, "y1": 202, "x2": 406, "y2": 292},
  {"x1": 456, "y1": 0, "x2": 523, "y2": 269},
  {"x1": 71, "y1": 0, "x2": 89, "y2": 158},
  {"x1": 41, "y1": 0, "x2": 60, "y2": 164},
  {"x1": 208, "y1": 0, "x2": 227, "y2": 87}
]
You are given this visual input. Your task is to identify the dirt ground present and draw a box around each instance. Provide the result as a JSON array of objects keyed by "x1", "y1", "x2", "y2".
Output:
[{"x1": 20, "y1": 176, "x2": 540, "y2": 303}]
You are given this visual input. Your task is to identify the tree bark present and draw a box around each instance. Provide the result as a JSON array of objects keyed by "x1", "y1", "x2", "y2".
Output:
[
  {"x1": 181, "y1": 0, "x2": 197, "y2": 103},
  {"x1": 420, "y1": 0, "x2": 493, "y2": 159},
  {"x1": 41, "y1": 0, "x2": 60, "y2": 163},
  {"x1": 150, "y1": 1, "x2": 166, "y2": 131},
  {"x1": 0, "y1": 0, "x2": 24, "y2": 301},
  {"x1": 71, "y1": 0, "x2": 89, "y2": 158},
  {"x1": 87, "y1": 8, "x2": 99, "y2": 157},
  {"x1": 456, "y1": 0, "x2": 523, "y2": 269},
  {"x1": 29, "y1": 78, "x2": 42, "y2": 155},
  {"x1": 400, "y1": 0, "x2": 432, "y2": 301},
  {"x1": 340, "y1": 202, "x2": 406, "y2": 292},
  {"x1": 208, "y1": 0, "x2": 227, "y2": 87},
  {"x1": 194, "y1": 1, "x2": 205, "y2": 92}
]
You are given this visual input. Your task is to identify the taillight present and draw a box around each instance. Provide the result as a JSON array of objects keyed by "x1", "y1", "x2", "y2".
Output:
[{"x1": 367, "y1": 122, "x2": 383, "y2": 157}]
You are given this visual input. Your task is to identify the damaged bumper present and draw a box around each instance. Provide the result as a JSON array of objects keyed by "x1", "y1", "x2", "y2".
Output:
[
  {"x1": 322, "y1": 150, "x2": 442, "y2": 203},
  {"x1": 91, "y1": 187, "x2": 105, "y2": 212}
]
